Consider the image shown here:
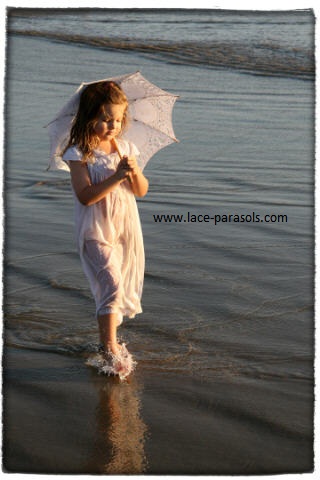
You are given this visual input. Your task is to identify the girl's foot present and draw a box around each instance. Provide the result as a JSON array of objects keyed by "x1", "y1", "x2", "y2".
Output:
[{"x1": 89, "y1": 343, "x2": 137, "y2": 380}]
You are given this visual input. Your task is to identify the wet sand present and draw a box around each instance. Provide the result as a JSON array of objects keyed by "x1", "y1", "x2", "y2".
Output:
[{"x1": 3, "y1": 347, "x2": 313, "y2": 474}]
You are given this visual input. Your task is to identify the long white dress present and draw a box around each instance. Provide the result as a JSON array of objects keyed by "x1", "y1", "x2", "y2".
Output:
[{"x1": 62, "y1": 138, "x2": 145, "y2": 325}]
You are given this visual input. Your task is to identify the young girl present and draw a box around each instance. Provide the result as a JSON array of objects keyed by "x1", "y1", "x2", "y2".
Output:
[{"x1": 62, "y1": 81, "x2": 148, "y2": 378}]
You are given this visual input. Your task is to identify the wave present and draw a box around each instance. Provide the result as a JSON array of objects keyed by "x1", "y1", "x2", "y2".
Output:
[{"x1": 8, "y1": 29, "x2": 314, "y2": 79}]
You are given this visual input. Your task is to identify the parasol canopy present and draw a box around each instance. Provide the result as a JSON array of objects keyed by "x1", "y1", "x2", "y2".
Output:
[{"x1": 46, "y1": 71, "x2": 179, "y2": 171}]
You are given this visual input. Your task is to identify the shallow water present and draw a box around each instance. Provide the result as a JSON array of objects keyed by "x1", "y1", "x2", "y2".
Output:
[
  {"x1": 3, "y1": 348, "x2": 313, "y2": 474},
  {"x1": 3, "y1": 9, "x2": 315, "y2": 474}
]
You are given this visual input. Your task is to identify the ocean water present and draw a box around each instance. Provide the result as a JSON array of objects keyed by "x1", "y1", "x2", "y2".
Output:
[
  {"x1": 8, "y1": 9, "x2": 314, "y2": 78},
  {"x1": 3, "y1": 8, "x2": 314, "y2": 473}
]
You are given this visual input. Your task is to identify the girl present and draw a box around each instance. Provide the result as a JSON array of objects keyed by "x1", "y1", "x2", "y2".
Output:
[{"x1": 62, "y1": 81, "x2": 148, "y2": 378}]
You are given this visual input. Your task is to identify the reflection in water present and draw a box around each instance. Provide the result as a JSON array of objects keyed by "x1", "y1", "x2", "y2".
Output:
[{"x1": 86, "y1": 375, "x2": 148, "y2": 474}]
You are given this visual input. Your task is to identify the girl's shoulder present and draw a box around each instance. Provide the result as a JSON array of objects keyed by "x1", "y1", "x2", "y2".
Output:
[
  {"x1": 62, "y1": 145, "x2": 83, "y2": 161},
  {"x1": 117, "y1": 138, "x2": 140, "y2": 158}
]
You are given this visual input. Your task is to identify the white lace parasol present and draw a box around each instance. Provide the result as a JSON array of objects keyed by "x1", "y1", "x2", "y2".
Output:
[{"x1": 46, "y1": 71, "x2": 179, "y2": 171}]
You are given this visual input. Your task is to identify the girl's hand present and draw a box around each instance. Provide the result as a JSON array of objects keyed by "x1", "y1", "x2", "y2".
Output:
[
  {"x1": 122, "y1": 155, "x2": 140, "y2": 176},
  {"x1": 122, "y1": 155, "x2": 148, "y2": 197},
  {"x1": 114, "y1": 158, "x2": 131, "y2": 182}
]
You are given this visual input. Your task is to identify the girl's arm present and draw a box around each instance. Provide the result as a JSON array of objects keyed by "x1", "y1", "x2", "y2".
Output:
[
  {"x1": 69, "y1": 160, "x2": 130, "y2": 206},
  {"x1": 125, "y1": 156, "x2": 149, "y2": 197}
]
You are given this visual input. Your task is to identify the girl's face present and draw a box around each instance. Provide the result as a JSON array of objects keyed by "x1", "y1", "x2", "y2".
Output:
[{"x1": 93, "y1": 103, "x2": 126, "y2": 141}]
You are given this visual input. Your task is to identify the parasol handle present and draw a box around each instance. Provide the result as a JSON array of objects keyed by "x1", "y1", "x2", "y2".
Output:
[
  {"x1": 112, "y1": 138, "x2": 132, "y2": 184},
  {"x1": 112, "y1": 138, "x2": 123, "y2": 160}
]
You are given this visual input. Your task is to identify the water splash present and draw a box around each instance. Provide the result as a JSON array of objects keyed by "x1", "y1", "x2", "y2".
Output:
[{"x1": 86, "y1": 344, "x2": 137, "y2": 381}]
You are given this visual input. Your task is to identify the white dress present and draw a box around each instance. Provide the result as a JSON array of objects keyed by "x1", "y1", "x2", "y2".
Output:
[{"x1": 62, "y1": 138, "x2": 145, "y2": 325}]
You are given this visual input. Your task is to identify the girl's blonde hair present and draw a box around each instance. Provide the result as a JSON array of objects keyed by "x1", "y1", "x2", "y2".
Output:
[{"x1": 65, "y1": 81, "x2": 129, "y2": 162}]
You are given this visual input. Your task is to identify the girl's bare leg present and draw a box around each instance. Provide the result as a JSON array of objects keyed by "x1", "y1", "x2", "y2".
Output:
[{"x1": 98, "y1": 313, "x2": 121, "y2": 355}]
